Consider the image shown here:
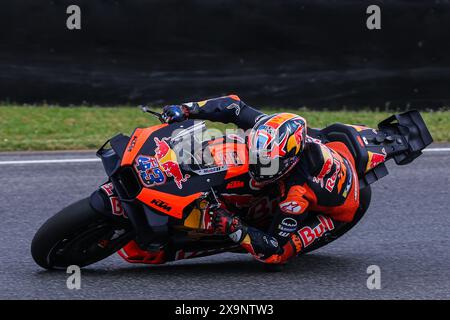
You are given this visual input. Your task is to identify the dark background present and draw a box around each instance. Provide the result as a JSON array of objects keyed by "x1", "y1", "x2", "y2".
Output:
[{"x1": 1, "y1": 0, "x2": 450, "y2": 109}]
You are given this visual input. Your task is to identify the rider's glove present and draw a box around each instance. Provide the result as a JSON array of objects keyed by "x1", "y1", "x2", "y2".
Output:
[
  {"x1": 260, "y1": 233, "x2": 303, "y2": 264},
  {"x1": 162, "y1": 105, "x2": 189, "y2": 123},
  {"x1": 212, "y1": 208, "x2": 247, "y2": 243}
]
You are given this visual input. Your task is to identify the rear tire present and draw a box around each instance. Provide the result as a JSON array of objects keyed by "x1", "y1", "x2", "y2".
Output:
[
  {"x1": 263, "y1": 263, "x2": 285, "y2": 272},
  {"x1": 31, "y1": 198, "x2": 133, "y2": 270}
]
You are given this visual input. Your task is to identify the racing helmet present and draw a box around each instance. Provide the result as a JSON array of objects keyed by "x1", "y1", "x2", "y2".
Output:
[{"x1": 248, "y1": 113, "x2": 307, "y2": 183}]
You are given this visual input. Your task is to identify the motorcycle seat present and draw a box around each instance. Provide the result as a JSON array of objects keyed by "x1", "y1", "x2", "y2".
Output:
[{"x1": 316, "y1": 124, "x2": 369, "y2": 177}]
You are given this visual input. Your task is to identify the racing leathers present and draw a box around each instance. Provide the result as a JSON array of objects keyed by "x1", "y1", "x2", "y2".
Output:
[{"x1": 164, "y1": 95, "x2": 362, "y2": 264}]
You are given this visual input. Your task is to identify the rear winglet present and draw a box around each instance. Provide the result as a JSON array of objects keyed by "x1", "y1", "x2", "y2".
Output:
[{"x1": 378, "y1": 110, "x2": 433, "y2": 165}]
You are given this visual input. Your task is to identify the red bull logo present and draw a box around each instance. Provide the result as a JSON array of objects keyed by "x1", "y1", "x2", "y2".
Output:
[
  {"x1": 288, "y1": 124, "x2": 305, "y2": 155},
  {"x1": 297, "y1": 215, "x2": 335, "y2": 248},
  {"x1": 366, "y1": 148, "x2": 387, "y2": 172},
  {"x1": 154, "y1": 137, "x2": 190, "y2": 189},
  {"x1": 325, "y1": 157, "x2": 341, "y2": 192},
  {"x1": 313, "y1": 145, "x2": 334, "y2": 188},
  {"x1": 267, "y1": 131, "x2": 289, "y2": 159}
]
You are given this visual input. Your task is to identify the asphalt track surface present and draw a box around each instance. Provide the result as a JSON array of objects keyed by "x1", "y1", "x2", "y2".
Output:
[{"x1": 0, "y1": 147, "x2": 449, "y2": 300}]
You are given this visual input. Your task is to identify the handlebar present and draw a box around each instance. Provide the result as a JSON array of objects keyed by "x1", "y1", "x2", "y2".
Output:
[{"x1": 138, "y1": 105, "x2": 166, "y2": 124}]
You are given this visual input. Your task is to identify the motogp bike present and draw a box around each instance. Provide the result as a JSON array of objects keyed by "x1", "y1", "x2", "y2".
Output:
[{"x1": 31, "y1": 107, "x2": 432, "y2": 270}]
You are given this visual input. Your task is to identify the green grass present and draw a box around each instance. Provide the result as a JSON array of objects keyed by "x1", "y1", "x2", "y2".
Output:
[{"x1": 0, "y1": 105, "x2": 448, "y2": 151}]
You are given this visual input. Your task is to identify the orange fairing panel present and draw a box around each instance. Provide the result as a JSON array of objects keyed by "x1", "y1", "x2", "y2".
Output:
[
  {"x1": 209, "y1": 142, "x2": 249, "y2": 180},
  {"x1": 225, "y1": 162, "x2": 249, "y2": 180},
  {"x1": 136, "y1": 188, "x2": 202, "y2": 219},
  {"x1": 121, "y1": 124, "x2": 168, "y2": 166}
]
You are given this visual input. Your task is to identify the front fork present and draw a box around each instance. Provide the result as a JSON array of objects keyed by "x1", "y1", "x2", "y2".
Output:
[
  {"x1": 89, "y1": 183, "x2": 169, "y2": 250},
  {"x1": 90, "y1": 183, "x2": 242, "y2": 263}
]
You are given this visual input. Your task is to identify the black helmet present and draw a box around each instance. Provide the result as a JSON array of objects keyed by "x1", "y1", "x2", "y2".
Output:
[{"x1": 248, "y1": 113, "x2": 307, "y2": 183}]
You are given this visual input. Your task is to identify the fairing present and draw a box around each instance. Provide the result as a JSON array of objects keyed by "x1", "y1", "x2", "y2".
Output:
[{"x1": 98, "y1": 120, "x2": 250, "y2": 219}]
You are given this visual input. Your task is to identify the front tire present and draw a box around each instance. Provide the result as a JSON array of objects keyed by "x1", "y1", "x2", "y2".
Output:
[{"x1": 31, "y1": 198, "x2": 133, "y2": 269}]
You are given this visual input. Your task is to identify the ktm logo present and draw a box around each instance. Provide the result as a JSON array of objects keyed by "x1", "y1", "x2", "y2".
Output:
[
  {"x1": 290, "y1": 234, "x2": 303, "y2": 253},
  {"x1": 150, "y1": 199, "x2": 172, "y2": 211}
]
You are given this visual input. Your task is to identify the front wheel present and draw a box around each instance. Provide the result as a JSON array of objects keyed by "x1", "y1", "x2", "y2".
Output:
[{"x1": 31, "y1": 198, "x2": 134, "y2": 269}]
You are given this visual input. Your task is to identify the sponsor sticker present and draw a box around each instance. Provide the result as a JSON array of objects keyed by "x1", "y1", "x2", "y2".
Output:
[
  {"x1": 277, "y1": 217, "x2": 298, "y2": 237},
  {"x1": 279, "y1": 201, "x2": 302, "y2": 214},
  {"x1": 154, "y1": 137, "x2": 190, "y2": 189},
  {"x1": 297, "y1": 215, "x2": 335, "y2": 248},
  {"x1": 110, "y1": 197, "x2": 127, "y2": 218},
  {"x1": 366, "y1": 148, "x2": 387, "y2": 171},
  {"x1": 100, "y1": 182, "x2": 114, "y2": 196}
]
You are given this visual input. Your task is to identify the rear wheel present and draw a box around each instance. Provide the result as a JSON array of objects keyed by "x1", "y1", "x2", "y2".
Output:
[{"x1": 31, "y1": 198, "x2": 134, "y2": 269}]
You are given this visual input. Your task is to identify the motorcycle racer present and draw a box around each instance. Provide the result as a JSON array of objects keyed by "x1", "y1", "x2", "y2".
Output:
[
  {"x1": 32, "y1": 99, "x2": 432, "y2": 270},
  {"x1": 162, "y1": 95, "x2": 369, "y2": 264}
]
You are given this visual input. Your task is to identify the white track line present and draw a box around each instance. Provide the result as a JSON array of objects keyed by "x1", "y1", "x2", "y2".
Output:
[
  {"x1": 0, "y1": 148, "x2": 449, "y2": 165},
  {"x1": 423, "y1": 148, "x2": 450, "y2": 152},
  {"x1": 0, "y1": 158, "x2": 100, "y2": 165}
]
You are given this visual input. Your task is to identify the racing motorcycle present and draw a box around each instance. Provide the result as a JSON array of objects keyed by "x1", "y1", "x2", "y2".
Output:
[{"x1": 31, "y1": 107, "x2": 432, "y2": 270}]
